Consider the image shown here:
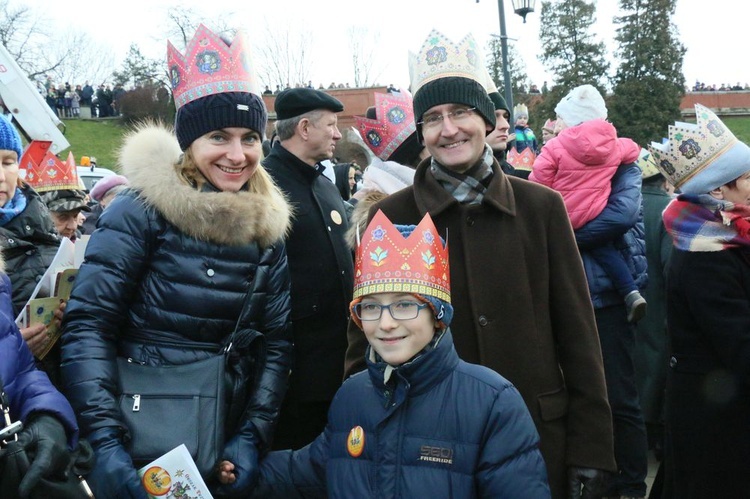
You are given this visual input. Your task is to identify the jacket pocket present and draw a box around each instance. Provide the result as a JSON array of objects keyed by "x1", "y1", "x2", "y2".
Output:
[
  {"x1": 537, "y1": 387, "x2": 569, "y2": 422},
  {"x1": 291, "y1": 292, "x2": 321, "y2": 321}
]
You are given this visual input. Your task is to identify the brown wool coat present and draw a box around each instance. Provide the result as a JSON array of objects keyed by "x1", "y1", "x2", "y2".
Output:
[{"x1": 344, "y1": 158, "x2": 616, "y2": 498}]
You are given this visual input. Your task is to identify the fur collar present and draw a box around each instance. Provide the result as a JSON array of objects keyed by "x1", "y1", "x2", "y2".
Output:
[{"x1": 119, "y1": 124, "x2": 291, "y2": 248}]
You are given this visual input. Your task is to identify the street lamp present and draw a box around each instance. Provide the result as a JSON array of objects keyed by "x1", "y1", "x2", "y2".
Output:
[{"x1": 477, "y1": 0, "x2": 536, "y2": 116}]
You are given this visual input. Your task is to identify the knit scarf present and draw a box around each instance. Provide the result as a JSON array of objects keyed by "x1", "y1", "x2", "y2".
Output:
[
  {"x1": 0, "y1": 188, "x2": 27, "y2": 226},
  {"x1": 662, "y1": 194, "x2": 750, "y2": 251},
  {"x1": 430, "y1": 146, "x2": 494, "y2": 205}
]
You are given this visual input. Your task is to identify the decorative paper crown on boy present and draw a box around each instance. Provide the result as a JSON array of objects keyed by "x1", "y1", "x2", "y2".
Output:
[
  {"x1": 649, "y1": 104, "x2": 750, "y2": 194},
  {"x1": 167, "y1": 24, "x2": 267, "y2": 150},
  {"x1": 350, "y1": 210, "x2": 453, "y2": 330},
  {"x1": 408, "y1": 29, "x2": 496, "y2": 142}
]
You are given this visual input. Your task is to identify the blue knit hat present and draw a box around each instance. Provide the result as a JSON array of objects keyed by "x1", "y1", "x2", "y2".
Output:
[{"x1": 0, "y1": 115, "x2": 23, "y2": 160}]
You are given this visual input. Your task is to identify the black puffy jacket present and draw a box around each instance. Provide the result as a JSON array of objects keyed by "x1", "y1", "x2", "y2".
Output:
[{"x1": 60, "y1": 125, "x2": 293, "y2": 495}]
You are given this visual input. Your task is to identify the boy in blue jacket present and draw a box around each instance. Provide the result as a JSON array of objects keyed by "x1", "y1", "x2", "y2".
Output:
[{"x1": 252, "y1": 210, "x2": 550, "y2": 498}]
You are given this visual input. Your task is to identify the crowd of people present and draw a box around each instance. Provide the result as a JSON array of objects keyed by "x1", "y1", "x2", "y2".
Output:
[{"x1": 2, "y1": 23, "x2": 748, "y2": 499}]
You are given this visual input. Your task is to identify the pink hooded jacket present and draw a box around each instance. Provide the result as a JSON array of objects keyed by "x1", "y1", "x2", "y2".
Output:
[{"x1": 529, "y1": 119, "x2": 640, "y2": 229}]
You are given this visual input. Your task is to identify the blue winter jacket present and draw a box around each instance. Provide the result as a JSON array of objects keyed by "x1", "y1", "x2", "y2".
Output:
[
  {"x1": 254, "y1": 330, "x2": 550, "y2": 498},
  {"x1": 0, "y1": 272, "x2": 78, "y2": 447},
  {"x1": 575, "y1": 163, "x2": 648, "y2": 309}
]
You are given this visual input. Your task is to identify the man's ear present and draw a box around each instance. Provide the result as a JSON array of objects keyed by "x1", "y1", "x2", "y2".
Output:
[
  {"x1": 297, "y1": 118, "x2": 310, "y2": 140},
  {"x1": 709, "y1": 186, "x2": 725, "y2": 200}
]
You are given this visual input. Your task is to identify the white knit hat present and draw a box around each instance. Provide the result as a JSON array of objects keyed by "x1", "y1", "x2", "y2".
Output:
[{"x1": 555, "y1": 84, "x2": 607, "y2": 127}]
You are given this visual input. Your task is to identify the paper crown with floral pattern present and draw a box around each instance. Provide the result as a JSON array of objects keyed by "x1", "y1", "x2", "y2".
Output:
[
  {"x1": 167, "y1": 24, "x2": 261, "y2": 110},
  {"x1": 408, "y1": 29, "x2": 487, "y2": 94},
  {"x1": 21, "y1": 140, "x2": 80, "y2": 192},
  {"x1": 354, "y1": 92, "x2": 417, "y2": 161},
  {"x1": 648, "y1": 104, "x2": 750, "y2": 193},
  {"x1": 507, "y1": 147, "x2": 536, "y2": 172},
  {"x1": 353, "y1": 210, "x2": 450, "y2": 303}
]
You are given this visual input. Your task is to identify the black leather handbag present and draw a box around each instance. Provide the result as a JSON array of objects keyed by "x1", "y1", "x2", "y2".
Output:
[{"x1": 116, "y1": 350, "x2": 227, "y2": 477}]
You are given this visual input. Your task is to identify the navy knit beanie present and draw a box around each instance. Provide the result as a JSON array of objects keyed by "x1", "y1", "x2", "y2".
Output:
[
  {"x1": 413, "y1": 77, "x2": 495, "y2": 143},
  {"x1": 0, "y1": 115, "x2": 23, "y2": 160},
  {"x1": 175, "y1": 92, "x2": 268, "y2": 151}
]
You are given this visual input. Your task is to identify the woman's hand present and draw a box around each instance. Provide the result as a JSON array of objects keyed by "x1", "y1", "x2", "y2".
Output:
[
  {"x1": 216, "y1": 460, "x2": 237, "y2": 485},
  {"x1": 20, "y1": 324, "x2": 49, "y2": 358}
]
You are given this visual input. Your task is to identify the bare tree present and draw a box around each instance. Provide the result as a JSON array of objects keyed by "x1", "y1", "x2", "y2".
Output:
[
  {"x1": 348, "y1": 26, "x2": 384, "y2": 88},
  {"x1": 162, "y1": 4, "x2": 237, "y2": 50},
  {"x1": 255, "y1": 24, "x2": 312, "y2": 90},
  {"x1": 0, "y1": 0, "x2": 113, "y2": 86}
]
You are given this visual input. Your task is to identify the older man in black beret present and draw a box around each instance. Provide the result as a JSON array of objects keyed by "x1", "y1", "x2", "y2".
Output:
[{"x1": 263, "y1": 88, "x2": 353, "y2": 451}]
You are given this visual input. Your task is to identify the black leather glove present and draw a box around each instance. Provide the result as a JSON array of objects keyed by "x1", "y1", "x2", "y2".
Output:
[
  {"x1": 567, "y1": 466, "x2": 609, "y2": 499},
  {"x1": 214, "y1": 419, "x2": 260, "y2": 498},
  {"x1": 15, "y1": 414, "x2": 70, "y2": 498}
]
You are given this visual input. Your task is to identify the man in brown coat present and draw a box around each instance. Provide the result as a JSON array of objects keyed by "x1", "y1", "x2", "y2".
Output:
[{"x1": 344, "y1": 36, "x2": 616, "y2": 499}]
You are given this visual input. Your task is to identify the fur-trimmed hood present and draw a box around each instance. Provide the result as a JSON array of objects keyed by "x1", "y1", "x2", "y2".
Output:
[{"x1": 119, "y1": 123, "x2": 291, "y2": 248}]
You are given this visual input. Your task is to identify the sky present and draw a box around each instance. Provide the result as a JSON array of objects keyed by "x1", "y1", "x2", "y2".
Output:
[{"x1": 31, "y1": 0, "x2": 747, "y2": 92}]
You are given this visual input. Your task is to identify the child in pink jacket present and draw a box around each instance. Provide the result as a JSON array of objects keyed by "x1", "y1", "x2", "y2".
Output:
[{"x1": 529, "y1": 84, "x2": 646, "y2": 322}]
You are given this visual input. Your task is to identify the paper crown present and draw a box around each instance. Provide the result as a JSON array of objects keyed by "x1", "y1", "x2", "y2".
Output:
[
  {"x1": 636, "y1": 148, "x2": 661, "y2": 179},
  {"x1": 542, "y1": 119, "x2": 557, "y2": 133},
  {"x1": 507, "y1": 147, "x2": 536, "y2": 171},
  {"x1": 354, "y1": 92, "x2": 416, "y2": 161},
  {"x1": 408, "y1": 29, "x2": 487, "y2": 95},
  {"x1": 167, "y1": 24, "x2": 261, "y2": 110},
  {"x1": 513, "y1": 103, "x2": 529, "y2": 117},
  {"x1": 353, "y1": 210, "x2": 450, "y2": 303},
  {"x1": 21, "y1": 140, "x2": 80, "y2": 192},
  {"x1": 648, "y1": 104, "x2": 738, "y2": 189}
]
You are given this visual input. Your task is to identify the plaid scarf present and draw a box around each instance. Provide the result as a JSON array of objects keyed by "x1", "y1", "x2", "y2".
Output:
[
  {"x1": 430, "y1": 146, "x2": 494, "y2": 205},
  {"x1": 663, "y1": 194, "x2": 750, "y2": 251}
]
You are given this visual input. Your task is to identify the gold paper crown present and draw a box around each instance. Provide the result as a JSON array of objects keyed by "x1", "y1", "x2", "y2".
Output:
[
  {"x1": 167, "y1": 24, "x2": 261, "y2": 110},
  {"x1": 353, "y1": 210, "x2": 450, "y2": 303},
  {"x1": 513, "y1": 103, "x2": 529, "y2": 116},
  {"x1": 648, "y1": 104, "x2": 738, "y2": 189},
  {"x1": 636, "y1": 148, "x2": 660, "y2": 179},
  {"x1": 408, "y1": 29, "x2": 488, "y2": 95}
]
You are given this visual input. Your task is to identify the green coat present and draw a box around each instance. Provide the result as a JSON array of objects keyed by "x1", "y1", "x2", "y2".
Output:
[
  {"x1": 344, "y1": 158, "x2": 615, "y2": 499},
  {"x1": 634, "y1": 184, "x2": 673, "y2": 425}
]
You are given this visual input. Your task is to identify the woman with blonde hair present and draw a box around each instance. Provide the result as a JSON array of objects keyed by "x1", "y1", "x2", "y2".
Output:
[{"x1": 60, "y1": 25, "x2": 293, "y2": 498}]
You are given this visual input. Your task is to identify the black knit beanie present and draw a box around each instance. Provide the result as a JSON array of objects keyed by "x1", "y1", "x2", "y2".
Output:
[
  {"x1": 413, "y1": 77, "x2": 495, "y2": 142},
  {"x1": 175, "y1": 92, "x2": 268, "y2": 151},
  {"x1": 489, "y1": 91, "x2": 510, "y2": 114}
]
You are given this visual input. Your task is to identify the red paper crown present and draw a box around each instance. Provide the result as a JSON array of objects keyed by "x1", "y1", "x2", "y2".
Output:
[
  {"x1": 168, "y1": 24, "x2": 261, "y2": 110},
  {"x1": 21, "y1": 140, "x2": 80, "y2": 192},
  {"x1": 354, "y1": 92, "x2": 417, "y2": 161},
  {"x1": 353, "y1": 210, "x2": 450, "y2": 303},
  {"x1": 507, "y1": 147, "x2": 537, "y2": 171}
]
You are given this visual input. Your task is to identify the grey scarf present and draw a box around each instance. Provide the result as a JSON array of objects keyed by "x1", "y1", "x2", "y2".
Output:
[{"x1": 430, "y1": 146, "x2": 494, "y2": 205}]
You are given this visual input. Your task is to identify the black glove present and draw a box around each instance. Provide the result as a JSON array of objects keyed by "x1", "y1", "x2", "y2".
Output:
[
  {"x1": 567, "y1": 466, "x2": 609, "y2": 499},
  {"x1": 15, "y1": 414, "x2": 70, "y2": 498},
  {"x1": 214, "y1": 419, "x2": 260, "y2": 498}
]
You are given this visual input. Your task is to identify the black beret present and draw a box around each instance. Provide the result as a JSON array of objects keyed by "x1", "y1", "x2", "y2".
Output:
[{"x1": 274, "y1": 88, "x2": 344, "y2": 120}]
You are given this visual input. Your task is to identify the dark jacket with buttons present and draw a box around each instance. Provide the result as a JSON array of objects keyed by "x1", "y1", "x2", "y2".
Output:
[
  {"x1": 344, "y1": 156, "x2": 615, "y2": 498},
  {"x1": 59, "y1": 125, "x2": 293, "y2": 493},
  {"x1": 263, "y1": 144, "x2": 354, "y2": 405},
  {"x1": 0, "y1": 185, "x2": 61, "y2": 316}
]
